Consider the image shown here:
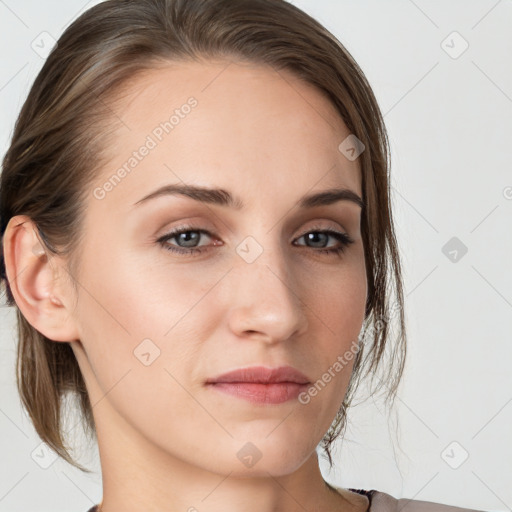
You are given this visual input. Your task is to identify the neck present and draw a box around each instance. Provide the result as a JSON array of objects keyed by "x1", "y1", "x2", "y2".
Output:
[{"x1": 93, "y1": 418, "x2": 358, "y2": 512}]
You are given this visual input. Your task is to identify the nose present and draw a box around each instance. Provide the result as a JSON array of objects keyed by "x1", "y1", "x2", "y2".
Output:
[{"x1": 225, "y1": 244, "x2": 309, "y2": 344}]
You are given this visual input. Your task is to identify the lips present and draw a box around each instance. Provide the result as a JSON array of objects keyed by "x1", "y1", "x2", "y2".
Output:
[{"x1": 205, "y1": 365, "x2": 310, "y2": 385}]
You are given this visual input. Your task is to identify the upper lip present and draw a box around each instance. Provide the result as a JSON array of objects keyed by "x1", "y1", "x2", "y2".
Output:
[{"x1": 205, "y1": 365, "x2": 310, "y2": 385}]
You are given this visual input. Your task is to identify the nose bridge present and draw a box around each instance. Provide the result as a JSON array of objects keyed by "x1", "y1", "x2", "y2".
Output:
[
  {"x1": 227, "y1": 233, "x2": 308, "y2": 340},
  {"x1": 235, "y1": 231, "x2": 292, "y2": 293}
]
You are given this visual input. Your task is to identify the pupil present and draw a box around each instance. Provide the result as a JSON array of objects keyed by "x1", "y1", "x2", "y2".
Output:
[
  {"x1": 307, "y1": 232, "x2": 327, "y2": 248},
  {"x1": 179, "y1": 232, "x2": 199, "y2": 247}
]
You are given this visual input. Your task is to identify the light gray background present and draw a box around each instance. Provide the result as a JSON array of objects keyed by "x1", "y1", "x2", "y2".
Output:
[{"x1": 1, "y1": 1, "x2": 511, "y2": 511}]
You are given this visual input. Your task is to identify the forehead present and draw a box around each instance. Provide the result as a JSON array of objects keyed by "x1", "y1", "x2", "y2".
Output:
[{"x1": 96, "y1": 59, "x2": 362, "y2": 209}]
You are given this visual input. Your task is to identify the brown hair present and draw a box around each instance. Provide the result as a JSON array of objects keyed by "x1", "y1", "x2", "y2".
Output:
[{"x1": 0, "y1": 0, "x2": 407, "y2": 472}]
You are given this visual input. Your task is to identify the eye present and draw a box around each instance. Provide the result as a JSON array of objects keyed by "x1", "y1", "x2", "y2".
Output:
[
  {"x1": 156, "y1": 225, "x2": 355, "y2": 257},
  {"x1": 156, "y1": 224, "x2": 215, "y2": 256},
  {"x1": 293, "y1": 228, "x2": 355, "y2": 256}
]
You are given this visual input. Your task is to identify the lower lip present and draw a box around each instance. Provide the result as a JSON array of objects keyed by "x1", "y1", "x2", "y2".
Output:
[{"x1": 206, "y1": 382, "x2": 310, "y2": 404}]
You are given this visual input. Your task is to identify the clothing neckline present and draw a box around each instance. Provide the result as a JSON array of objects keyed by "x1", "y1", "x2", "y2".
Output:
[
  {"x1": 348, "y1": 487, "x2": 375, "y2": 499},
  {"x1": 346, "y1": 487, "x2": 375, "y2": 512}
]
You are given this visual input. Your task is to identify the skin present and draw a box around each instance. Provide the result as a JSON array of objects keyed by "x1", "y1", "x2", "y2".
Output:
[{"x1": 4, "y1": 59, "x2": 369, "y2": 512}]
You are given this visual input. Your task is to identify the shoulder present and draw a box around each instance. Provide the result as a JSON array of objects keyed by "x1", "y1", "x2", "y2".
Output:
[{"x1": 368, "y1": 490, "x2": 487, "y2": 512}]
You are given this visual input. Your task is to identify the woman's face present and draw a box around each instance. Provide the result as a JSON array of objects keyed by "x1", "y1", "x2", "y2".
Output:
[{"x1": 69, "y1": 59, "x2": 367, "y2": 477}]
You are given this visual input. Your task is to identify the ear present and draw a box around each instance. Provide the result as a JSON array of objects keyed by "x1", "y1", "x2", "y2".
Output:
[{"x1": 3, "y1": 215, "x2": 80, "y2": 342}]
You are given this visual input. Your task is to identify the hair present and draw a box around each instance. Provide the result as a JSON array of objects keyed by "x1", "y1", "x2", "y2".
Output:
[{"x1": 0, "y1": 0, "x2": 407, "y2": 473}]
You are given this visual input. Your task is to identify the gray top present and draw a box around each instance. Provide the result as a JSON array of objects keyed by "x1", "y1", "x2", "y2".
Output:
[
  {"x1": 346, "y1": 488, "x2": 486, "y2": 512},
  {"x1": 86, "y1": 488, "x2": 486, "y2": 512}
]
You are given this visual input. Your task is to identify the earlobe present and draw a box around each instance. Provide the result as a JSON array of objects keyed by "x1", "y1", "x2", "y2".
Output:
[{"x1": 3, "y1": 215, "x2": 80, "y2": 342}]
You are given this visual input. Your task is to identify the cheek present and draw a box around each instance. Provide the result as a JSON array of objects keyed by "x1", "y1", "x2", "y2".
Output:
[
  {"x1": 72, "y1": 247, "x2": 218, "y2": 438},
  {"x1": 73, "y1": 243, "x2": 222, "y2": 387},
  {"x1": 302, "y1": 260, "x2": 366, "y2": 400},
  {"x1": 309, "y1": 255, "x2": 367, "y2": 336}
]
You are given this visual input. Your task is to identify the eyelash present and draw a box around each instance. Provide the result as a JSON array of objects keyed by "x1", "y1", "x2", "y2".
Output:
[{"x1": 156, "y1": 224, "x2": 355, "y2": 258}]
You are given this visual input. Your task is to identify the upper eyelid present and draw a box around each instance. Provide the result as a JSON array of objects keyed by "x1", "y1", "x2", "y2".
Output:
[
  {"x1": 161, "y1": 217, "x2": 350, "y2": 235},
  {"x1": 162, "y1": 223, "x2": 348, "y2": 237}
]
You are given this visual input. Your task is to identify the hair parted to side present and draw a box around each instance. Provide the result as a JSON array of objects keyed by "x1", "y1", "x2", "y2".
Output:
[{"x1": 0, "y1": 0, "x2": 407, "y2": 472}]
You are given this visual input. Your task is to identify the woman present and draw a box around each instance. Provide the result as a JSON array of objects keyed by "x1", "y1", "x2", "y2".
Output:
[{"x1": 0, "y1": 1, "x2": 486, "y2": 511}]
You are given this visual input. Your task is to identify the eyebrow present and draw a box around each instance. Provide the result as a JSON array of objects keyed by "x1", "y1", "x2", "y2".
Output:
[{"x1": 133, "y1": 184, "x2": 364, "y2": 210}]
